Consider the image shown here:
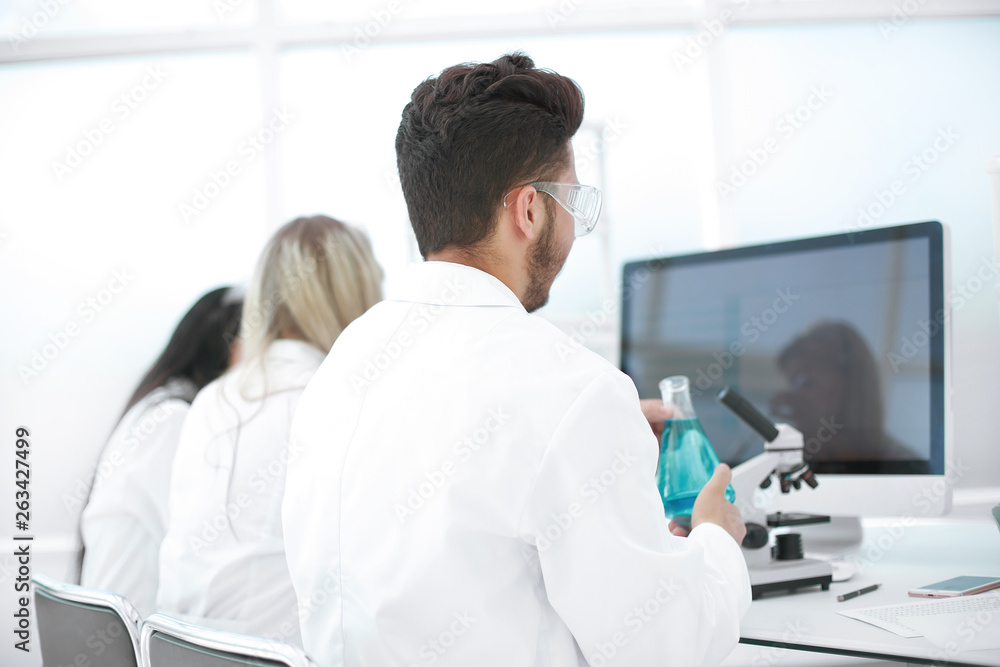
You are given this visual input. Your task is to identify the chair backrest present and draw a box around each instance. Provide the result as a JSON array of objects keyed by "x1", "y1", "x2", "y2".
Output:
[
  {"x1": 33, "y1": 573, "x2": 142, "y2": 667},
  {"x1": 141, "y1": 613, "x2": 316, "y2": 667}
]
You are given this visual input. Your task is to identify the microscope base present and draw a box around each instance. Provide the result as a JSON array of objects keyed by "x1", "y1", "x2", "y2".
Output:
[{"x1": 748, "y1": 557, "x2": 833, "y2": 600}]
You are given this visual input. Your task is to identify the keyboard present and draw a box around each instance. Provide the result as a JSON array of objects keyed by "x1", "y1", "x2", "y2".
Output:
[{"x1": 839, "y1": 593, "x2": 1000, "y2": 638}]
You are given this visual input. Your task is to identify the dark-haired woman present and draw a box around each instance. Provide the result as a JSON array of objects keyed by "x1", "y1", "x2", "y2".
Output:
[{"x1": 80, "y1": 286, "x2": 243, "y2": 616}]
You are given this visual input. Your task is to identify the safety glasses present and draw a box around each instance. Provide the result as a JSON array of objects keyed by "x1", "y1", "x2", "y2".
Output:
[{"x1": 504, "y1": 182, "x2": 603, "y2": 237}]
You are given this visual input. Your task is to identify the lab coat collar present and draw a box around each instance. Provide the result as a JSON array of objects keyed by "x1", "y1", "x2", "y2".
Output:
[
  {"x1": 160, "y1": 377, "x2": 198, "y2": 403},
  {"x1": 391, "y1": 261, "x2": 525, "y2": 311},
  {"x1": 265, "y1": 338, "x2": 326, "y2": 365}
]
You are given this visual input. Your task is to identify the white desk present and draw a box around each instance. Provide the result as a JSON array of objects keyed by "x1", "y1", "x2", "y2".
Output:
[{"x1": 738, "y1": 518, "x2": 1000, "y2": 666}]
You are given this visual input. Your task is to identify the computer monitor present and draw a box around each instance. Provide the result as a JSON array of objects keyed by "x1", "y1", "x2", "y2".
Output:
[{"x1": 620, "y1": 221, "x2": 952, "y2": 517}]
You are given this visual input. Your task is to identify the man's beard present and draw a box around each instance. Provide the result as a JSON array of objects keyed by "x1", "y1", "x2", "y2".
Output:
[{"x1": 522, "y1": 200, "x2": 568, "y2": 313}]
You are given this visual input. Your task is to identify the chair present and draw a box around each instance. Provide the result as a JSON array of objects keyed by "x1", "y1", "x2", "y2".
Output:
[
  {"x1": 33, "y1": 573, "x2": 142, "y2": 667},
  {"x1": 141, "y1": 613, "x2": 317, "y2": 667}
]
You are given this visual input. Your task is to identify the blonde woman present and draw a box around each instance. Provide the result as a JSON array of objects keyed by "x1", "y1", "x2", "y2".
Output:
[{"x1": 157, "y1": 215, "x2": 382, "y2": 645}]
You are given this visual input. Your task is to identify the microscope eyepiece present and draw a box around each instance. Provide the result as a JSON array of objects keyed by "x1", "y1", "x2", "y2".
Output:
[{"x1": 717, "y1": 386, "x2": 780, "y2": 442}]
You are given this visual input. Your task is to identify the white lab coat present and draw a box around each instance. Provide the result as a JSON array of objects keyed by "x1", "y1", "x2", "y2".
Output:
[
  {"x1": 158, "y1": 339, "x2": 325, "y2": 645},
  {"x1": 81, "y1": 379, "x2": 196, "y2": 617},
  {"x1": 283, "y1": 261, "x2": 751, "y2": 667}
]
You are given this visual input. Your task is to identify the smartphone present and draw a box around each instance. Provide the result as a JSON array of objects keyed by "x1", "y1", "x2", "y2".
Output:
[{"x1": 908, "y1": 575, "x2": 1000, "y2": 598}]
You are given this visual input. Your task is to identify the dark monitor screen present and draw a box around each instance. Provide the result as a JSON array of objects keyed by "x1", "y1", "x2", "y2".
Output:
[{"x1": 620, "y1": 221, "x2": 945, "y2": 475}]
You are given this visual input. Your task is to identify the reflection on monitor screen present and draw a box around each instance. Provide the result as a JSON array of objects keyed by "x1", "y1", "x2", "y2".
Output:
[{"x1": 621, "y1": 221, "x2": 945, "y2": 477}]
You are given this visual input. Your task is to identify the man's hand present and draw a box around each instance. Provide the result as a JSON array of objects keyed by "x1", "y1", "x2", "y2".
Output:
[
  {"x1": 691, "y1": 464, "x2": 746, "y2": 544},
  {"x1": 639, "y1": 399, "x2": 672, "y2": 441},
  {"x1": 668, "y1": 519, "x2": 689, "y2": 537}
]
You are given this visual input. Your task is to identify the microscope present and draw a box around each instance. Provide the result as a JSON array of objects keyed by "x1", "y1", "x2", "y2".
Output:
[{"x1": 717, "y1": 387, "x2": 833, "y2": 599}]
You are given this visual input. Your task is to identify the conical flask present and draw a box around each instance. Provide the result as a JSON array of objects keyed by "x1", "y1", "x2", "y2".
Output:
[{"x1": 656, "y1": 375, "x2": 735, "y2": 525}]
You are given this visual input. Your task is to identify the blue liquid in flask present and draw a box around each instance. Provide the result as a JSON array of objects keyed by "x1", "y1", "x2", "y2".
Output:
[
  {"x1": 657, "y1": 419, "x2": 736, "y2": 521},
  {"x1": 656, "y1": 376, "x2": 736, "y2": 526}
]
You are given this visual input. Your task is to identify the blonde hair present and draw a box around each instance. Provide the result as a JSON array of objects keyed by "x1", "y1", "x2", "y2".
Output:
[{"x1": 239, "y1": 215, "x2": 383, "y2": 373}]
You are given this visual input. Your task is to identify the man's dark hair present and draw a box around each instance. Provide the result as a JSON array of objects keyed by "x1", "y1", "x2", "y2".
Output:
[{"x1": 395, "y1": 52, "x2": 585, "y2": 258}]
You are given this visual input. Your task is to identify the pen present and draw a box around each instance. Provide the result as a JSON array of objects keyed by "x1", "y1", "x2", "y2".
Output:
[{"x1": 837, "y1": 583, "x2": 881, "y2": 602}]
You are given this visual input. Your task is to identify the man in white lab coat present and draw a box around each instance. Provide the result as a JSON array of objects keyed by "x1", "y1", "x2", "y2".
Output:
[{"x1": 283, "y1": 52, "x2": 751, "y2": 667}]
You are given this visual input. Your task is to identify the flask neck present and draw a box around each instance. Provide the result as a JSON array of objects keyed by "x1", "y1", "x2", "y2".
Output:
[{"x1": 659, "y1": 375, "x2": 696, "y2": 420}]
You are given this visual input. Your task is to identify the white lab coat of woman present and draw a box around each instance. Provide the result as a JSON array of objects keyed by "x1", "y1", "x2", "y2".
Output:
[
  {"x1": 157, "y1": 339, "x2": 324, "y2": 645},
  {"x1": 81, "y1": 379, "x2": 196, "y2": 617}
]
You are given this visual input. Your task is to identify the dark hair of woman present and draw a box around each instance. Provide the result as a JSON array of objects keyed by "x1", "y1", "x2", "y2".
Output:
[
  {"x1": 74, "y1": 286, "x2": 243, "y2": 583},
  {"x1": 121, "y1": 286, "x2": 244, "y2": 417}
]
